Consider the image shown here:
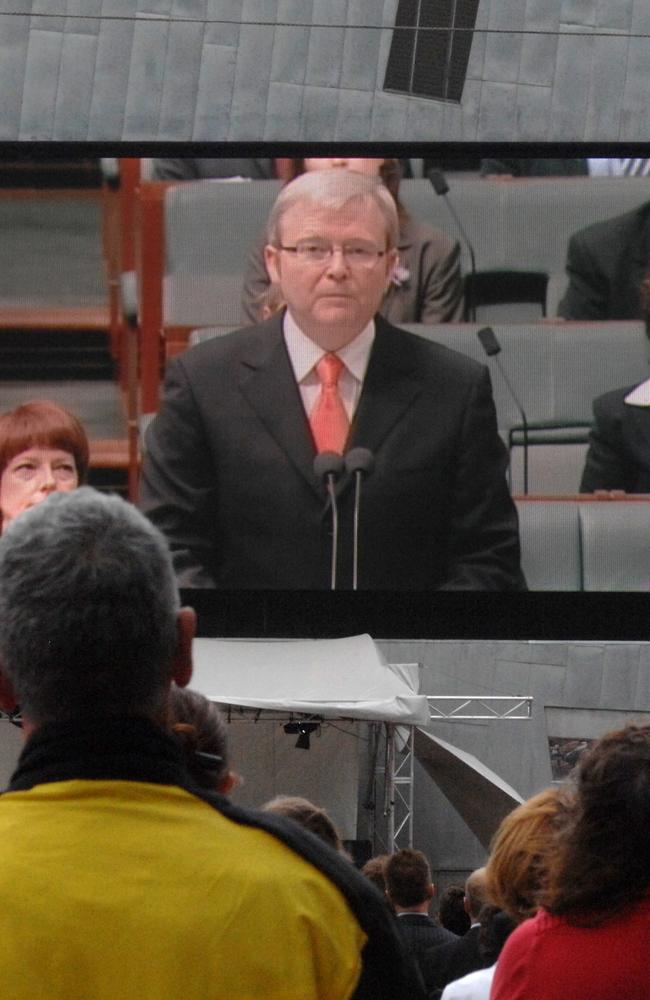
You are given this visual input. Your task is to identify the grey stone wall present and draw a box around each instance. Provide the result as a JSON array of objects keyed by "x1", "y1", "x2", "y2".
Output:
[
  {"x1": 0, "y1": 0, "x2": 648, "y2": 140},
  {"x1": 373, "y1": 639, "x2": 650, "y2": 869}
]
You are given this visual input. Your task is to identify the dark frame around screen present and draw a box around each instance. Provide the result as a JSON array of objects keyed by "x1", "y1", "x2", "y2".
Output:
[{"x1": 7, "y1": 141, "x2": 650, "y2": 641}]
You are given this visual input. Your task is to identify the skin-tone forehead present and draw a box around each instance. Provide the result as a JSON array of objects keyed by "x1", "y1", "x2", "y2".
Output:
[{"x1": 278, "y1": 196, "x2": 390, "y2": 244}]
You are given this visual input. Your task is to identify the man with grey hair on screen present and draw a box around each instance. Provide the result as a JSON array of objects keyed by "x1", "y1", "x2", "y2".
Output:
[
  {"x1": 0, "y1": 488, "x2": 423, "y2": 1000},
  {"x1": 141, "y1": 169, "x2": 524, "y2": 591}
]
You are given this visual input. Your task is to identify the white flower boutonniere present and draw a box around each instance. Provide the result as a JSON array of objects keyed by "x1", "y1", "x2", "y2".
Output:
[{"x1": 391, "y1": 263, "x2": 410, "y2": 288}]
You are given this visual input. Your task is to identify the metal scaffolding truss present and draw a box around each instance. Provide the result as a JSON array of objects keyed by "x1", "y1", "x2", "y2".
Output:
[
  {"x1": 427, "y1": 695, "x2": 533, "y2": 720},
  {"x1": 374, "y1": 695, "x2": 533, "y2": 853}
]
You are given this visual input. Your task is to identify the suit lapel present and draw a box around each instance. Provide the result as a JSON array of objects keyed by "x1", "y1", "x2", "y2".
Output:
[
  {"x1": 237, "y1": 318, "x2": 321, "y2": 498},
  {"x1": 338, "y1": 318, "x2": 423, "y2": 496}
]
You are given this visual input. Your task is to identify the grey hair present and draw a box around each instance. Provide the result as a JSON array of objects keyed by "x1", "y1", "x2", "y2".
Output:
[
  {"x1": 0, "y1": 488, "x2": 180, "y2": 724},
  {"x1": 266, "y1": 169, "x2": 400, "y2": 250}
]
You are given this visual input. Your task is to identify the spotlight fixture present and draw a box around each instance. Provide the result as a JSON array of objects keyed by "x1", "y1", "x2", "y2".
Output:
[{"x1": 283, "y1": 717, "x2": 322, "y2": 750}]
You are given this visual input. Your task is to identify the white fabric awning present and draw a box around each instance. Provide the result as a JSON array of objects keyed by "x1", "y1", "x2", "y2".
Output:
[{"x1": 190, "y1": 633, "x2": 429, "y2": 725}]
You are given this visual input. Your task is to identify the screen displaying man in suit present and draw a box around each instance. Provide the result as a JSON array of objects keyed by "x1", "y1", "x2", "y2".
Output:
[{"x1": 140, "y1": 170, "x2": 525, "y2": 590}]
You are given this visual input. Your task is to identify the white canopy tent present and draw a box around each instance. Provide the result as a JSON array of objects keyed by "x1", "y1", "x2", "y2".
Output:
[
  {"x1": 189, "y1": 634, "x2": 525, "y2": 851},
  {"x1": 191, "y1": 633, "x2": 430, "y2": 725}
]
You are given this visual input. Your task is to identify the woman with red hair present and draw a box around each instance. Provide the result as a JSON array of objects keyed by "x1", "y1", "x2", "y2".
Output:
[{"x1": 0, "y1": 400, "x2": 89, "y2": 532}]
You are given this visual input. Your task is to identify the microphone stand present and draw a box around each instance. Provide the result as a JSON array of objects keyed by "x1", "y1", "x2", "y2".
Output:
[
  {"x1": 313, "y1": 452, "x2": 344, "y2": 589},
  {"x1": 428, "y1": 169, "x2": 477, "y2": 322},
  {"x1": 344, "y1": 448, "x2": 375, "y2": 590}
]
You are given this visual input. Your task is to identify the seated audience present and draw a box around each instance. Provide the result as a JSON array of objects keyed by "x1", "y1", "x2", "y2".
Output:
[
  {"x1": 241, "y1": 156, "x2": 463, "y2": 325},
  {"x1": 262, "y1": 794, "x2": 344, "y2": 853},
  {"x1": 0, "y1": 487, "x2": 424, "y2": 1000},
  {"x1": 557, "y1": 201, "x2": 650, "y2": 320},
  {"x1": 491, "y1": 724, "x2": 650, "y2": 999},
  {"x1": 384, "y1": 849, "x2": 456, "y2": 967},
  {"x1": 437, "y1": 884, "x2": 471, "y2": 937},
  {"x1": 141, "y1": 169, "x2": 525, "y2": 590},
  {"x1": 480, "y1": 158, "x2": 588, "y2": 177},
  {"x1": 168, "y1": 684, "x2": 237, "y2": 795},
  {"x1": 152, "y1": 158, "x2": 275, "y2": 180},
  {"x1": 439, "y1": 905, "x2": 516, "y2": 1000},
  {"x1": 481, "y1": 157, "x2": 650, "y2": 178},
  {"x1": 420, "y1": 867, "x2": 489, "y2": 997},
  {"x1": 0, "y1": 400, "x2": 88, "y2": 532}
]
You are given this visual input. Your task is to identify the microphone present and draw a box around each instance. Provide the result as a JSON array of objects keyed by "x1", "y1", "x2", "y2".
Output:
[
  {"x1": 313, "y1": 451, "x2": 344, "y2": 589},
  {"x1": 427, "y1": 169, "x2": 477, "y2": 321},
  {"x1": 344, "y1": 447, "x2": 375, "y2": 590},
  {"x1": 476, "y1": 327, "x2": 529, "y2": 495}
]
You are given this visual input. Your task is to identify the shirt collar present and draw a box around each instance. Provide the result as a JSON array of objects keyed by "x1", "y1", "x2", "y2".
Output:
[
  {"x1": 283, "y1": 310, "x2": 375, "y2": 384},
  {"x1": 624, "y1": 378, "x2": 650, "y2": 407}
]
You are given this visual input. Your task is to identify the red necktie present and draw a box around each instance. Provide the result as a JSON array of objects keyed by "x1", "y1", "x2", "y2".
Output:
[{"x1": 309, "y1": 353, "x2": 350, "y2": 455}]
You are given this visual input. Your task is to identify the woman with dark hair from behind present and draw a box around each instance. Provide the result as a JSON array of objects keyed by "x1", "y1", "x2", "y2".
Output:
[
  {"x1": 168, "y1": 685, "x2": 237, "y2": 796},
  {"x1": 240, "y1": 156, "x2": 463, "y2": 326},
  {"x1": 492, "y1": 724, "x2": 650, "y2": 999},
  {"x1": 0, "y1": 400, "x2": 89, "y2": 532}
]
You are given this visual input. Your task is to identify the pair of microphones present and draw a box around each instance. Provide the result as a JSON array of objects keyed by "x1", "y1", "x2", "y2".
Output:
[{"x1": 313, "y1": 447, "x2": 375, "y2": 590}]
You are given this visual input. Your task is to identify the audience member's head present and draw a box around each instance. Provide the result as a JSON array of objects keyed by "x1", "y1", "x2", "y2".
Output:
[
  {"x1": 486, "y1": 787, "x2": 570, "y2": 924},
  {"x1": 438, "y1": 883, "x2": 472, "y2": 936},
  {"x1": 543, "y1": 724, "x2": 650, "y2": 924},
  {"x1": 464, "y1": 866, "x2": 489, "y2": 923},
  {"x1": 168, "y1": 685, "x2": 236, "y2": 795},
  {"x1": 0, "y1": 488, "x2": 194, "y2": 729},
  {"x1": 361, "y1": 854, "x2": 391, "y2": 895},
  {"x1": 477, "y1": 904, "x2": 517, "y2": 965},
  {"x1": 262, "y1": 795, "x2": 344, "y2": 853},
  {"x1": 384, "y1": 848, "x2": 435, "y2": 913},
  {"x1": 0, "y1": 400, "x2": 89, "y2": 531}
]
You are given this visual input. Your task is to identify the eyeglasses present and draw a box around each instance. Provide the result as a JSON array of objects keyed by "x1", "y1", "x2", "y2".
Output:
[{"x1": 278, "y1": 239, "x2": 386, "y2": 268}]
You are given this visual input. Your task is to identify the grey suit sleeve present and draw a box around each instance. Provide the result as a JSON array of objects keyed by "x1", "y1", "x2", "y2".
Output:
[
  {"x1": 557, "y1": 232, "x2": 609, "y2": 320},
  {"x1": 580, "y1": 393, "x2": 634, "y2": 492},
  {"x1": 139, "y1": 358, "x2": 218, "y2": 588},
  {"x1": 442, "y1": 368, "x2": 526, "y2": 590}
]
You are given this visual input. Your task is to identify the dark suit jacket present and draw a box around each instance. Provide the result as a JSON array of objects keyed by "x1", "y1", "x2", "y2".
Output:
[
  {"x1": 558, "y1": 201, "x2": 650, "y2": 320},
  {"x1": 420, "y1": 924, "x2": 485, "y2": 997},
  {"x1": 395, "y1": 914, "x2": 456, "y2": 967},
  {"x1": 480, "y1": 158, "x2": 588, "y2": 177},
  {"x1": 140, "y1": 314, "x2": 525, "y2": 590},
  {"x1": 581, "y1": 384, "x2": 650, "y2": 492}
]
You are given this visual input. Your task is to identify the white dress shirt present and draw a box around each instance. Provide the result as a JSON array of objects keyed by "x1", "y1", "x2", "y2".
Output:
[{"x1": 282, "y1": 310, "x2": 375, "y2": 420}]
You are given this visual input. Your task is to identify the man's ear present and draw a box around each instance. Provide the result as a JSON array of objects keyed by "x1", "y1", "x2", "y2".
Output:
[
  {"x1": 384, "y1": 247, "x2": 399, "y2": 289},
  {"x1": 0, "y1": 667, "x2": 19, "y2": 714},
  {"x1": 171, "y1": 606, "x2": 195, "y2": 689},
  {"x1": 264, "y1": 244, "x2": 281, "y2": 285}
]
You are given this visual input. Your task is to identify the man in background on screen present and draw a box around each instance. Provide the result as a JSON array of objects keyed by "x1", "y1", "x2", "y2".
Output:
[{"x1": 141, "y1": 169, "x2": 524, "y2": 590}]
